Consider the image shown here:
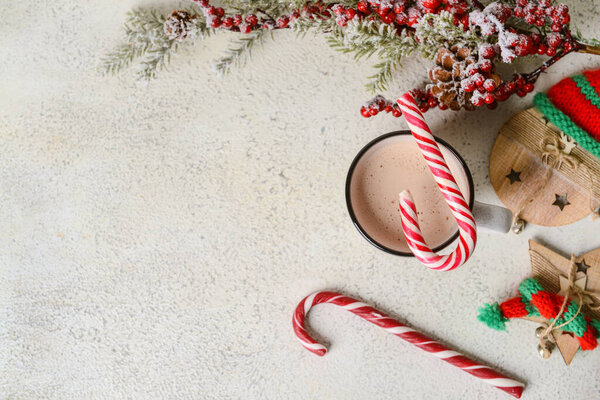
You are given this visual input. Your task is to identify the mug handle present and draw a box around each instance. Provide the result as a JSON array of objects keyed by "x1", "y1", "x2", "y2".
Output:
[{"x1": 472, "y1": 200, "x2": 513, "y2": 234}]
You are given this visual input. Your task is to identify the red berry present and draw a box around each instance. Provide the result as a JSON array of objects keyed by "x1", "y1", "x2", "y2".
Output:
[
  {"x1": 517, "y1": 0, "x2": 527, "y2": 6},
  {"x1": 419, "y1": 105, "x2": 429, "y2": 113},
  {"x1": 381, "y1": 11, "x2": 395, "y2": 24},
  {"x1": 525, "y1": 15, "x2": 536, "y2": 24},
  {"x1": 207, "y1": 6, "x2": 216, "y2": 15},
  {"x1": 384, "y1": 104, "x2": 393, "y2": 113},
  {"x1": 534, "y1": 43, "x2": 546, "y2": 55},
  {"x1": 547, "y1": 33, "x2": 562, "y2": 48},
  {"x1": 546, "y1": 46, "x2": 556, "y2": 56},
  {"x1": 461, "y1": 79, "x2": 476, "y2": 92},
  {"x1": 392, "y1": 108, "x2": 402, "y2": 117},
  {"x1": 233, "y1": 14, "x2": 243, "y2": 26},
  {"x1": 427, "y1": 97, "x2": 437, "y2": 108},
  {"x1": 539, "y1": 0, "x2": 551, "y2": 7},
  {"x1": 471, "y1": 96, "x2": 484, "y2": 107},
  {"x1": 246, "y1": 14, "x2": 258, "y2": 25},
  {"x1": 473, "y1": 74, "x2": 485, "y2": 87},
  {"x1": 420, "y1": 0, "x2": 441, "y2": 9},
  {"x1": 395, "y1": 12, "x2": 408, "y2": 25},
  {"x1": 394, "y1": 2, "x2": 405, "y2": 14},
  {"x1": 215, "y1": 7, "x2": 225, "y2": 17},
  {"x1": 517, "y1": 90, "x2": 527, "y2": 97},
  {"x1": 369, "y1": 107, "x2": 378, "y2": 116},
  {"x1": 360, "y1": 107, "x2": 371, "y2": 118},
  {"x1": 523, "y1": 82, "x2": 534, "y2": 93},
  {"x1": 357, "y1": 0, "x2": 369, "y2": 13},
  {"x1": 337, "y1": 16, "x2": 348, "y2": 27},
  {"x1": 478, "y1": 60, "x2": 492, "y2": 73},
  {"x1": 277, "y1": 16, "x2": 289, "y2": 28},
  {"x1": 239, "y1": 23, "x2": 251, "y2": 33},
  {"x1": 535, "y1": 7, "x2": 545, "y2": 16},
  {"x1": 483, "y1": 79, "x2": 496, "y2": 92},
  {"x1": 332, "y1": 4, "x2": 345, "y2": 15},
  {"x1": 222, "y1": 17, "x2": 233, "y2": 28},
  {"x1": 438, "y1": 103, "x2": 448, "y2": 110},
  {"x1": 345, "y1": 8, "x2": 357, "y2": 20},
  {"x1": 551, "y1": 23, "x2": 562, "y2": 32},
  {"x1": 514, "y1": 7, "x2": 524, "y2": 18},
  {"x1": 198, "y1": 0, "x2": 209, "y2": 7},
  {"x1": 484, "y1": 93, "x2": 495, "y2": 104},
  {"x1": 561, "y1": 14, "x2": 570, "y2": 24},
  {"x1": 479, "y1": 44, "x2": 495, "y2": 59},
  {"x1": 210, "y1": 17, "x2": 222, "y2": 27},
  {"x1": 563, "y1": 41, "x2": 574, "y2": 52}
]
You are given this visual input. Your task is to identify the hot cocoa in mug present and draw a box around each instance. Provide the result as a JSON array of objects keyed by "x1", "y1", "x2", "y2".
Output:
[{"x1": 346, "y1": 131, "x2": 512, "y2": 256}]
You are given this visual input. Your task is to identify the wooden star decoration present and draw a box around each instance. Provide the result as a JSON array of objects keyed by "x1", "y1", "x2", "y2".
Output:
[
  {"x1": 528, "y1": 240, "x2": 600, "y2": 365},
  {"x1": 552, "y1": 193, "x2": 570, "y2": 211},
  {"x1": 505, "y1": 168, "x2": 521, "y2": 184}
]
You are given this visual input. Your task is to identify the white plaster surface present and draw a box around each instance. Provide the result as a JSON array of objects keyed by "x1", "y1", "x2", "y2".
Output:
[{"x1": 1, "y1": 1, "x2": 600, "y2": 399}]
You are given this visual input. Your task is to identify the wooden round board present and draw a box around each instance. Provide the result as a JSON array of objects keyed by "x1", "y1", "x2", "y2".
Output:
[{"x1": 489, "y1": 107, "x2": 600, "y2": 227}]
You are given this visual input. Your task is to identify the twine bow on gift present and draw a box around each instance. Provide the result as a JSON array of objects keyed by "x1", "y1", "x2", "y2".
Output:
[
  {"x1": 540, "y1": 135, "x2": 578, "y2": 170},
  {"x1": 536, "y1": 254, "x2": 600, "y2": 356}
]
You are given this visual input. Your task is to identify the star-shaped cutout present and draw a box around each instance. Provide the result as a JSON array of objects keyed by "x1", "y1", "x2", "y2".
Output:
[
  {"x1": 577, "y1": 259, "x2": 591, "y2": 274},
  {"x1": 505, "y1": 169, "x2": 521, "y2": 184},
  {"x1": 552, "y1": 194, "x2": 570, "y2": 211}
]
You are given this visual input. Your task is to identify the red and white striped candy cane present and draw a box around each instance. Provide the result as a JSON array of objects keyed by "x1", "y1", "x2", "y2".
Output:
[
  {"x1": 396, "y1": 93, "x2": 477, "y2": 271},
  {"x1": 293, "y1": 291, "x2": 525, "y2": 398}
]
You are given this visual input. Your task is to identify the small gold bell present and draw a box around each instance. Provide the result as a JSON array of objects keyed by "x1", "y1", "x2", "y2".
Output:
[
  {"x1": 535, "y1": 326, "x2": 545, "y2": 338},
  {"x1": 512, "y1": 217, "x2": 525, "y2": 234},
  {"x1": 537, "y1": 342, "x2": 555, "y2": 359}
]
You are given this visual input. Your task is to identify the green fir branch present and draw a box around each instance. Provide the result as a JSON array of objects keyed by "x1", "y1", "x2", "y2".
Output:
[
  {"x1": 214, "y1": 30, "x2": 268, "y2": 75},
  {"x1": 415, "y1": 11, "x2": 485, "y2": 59}
]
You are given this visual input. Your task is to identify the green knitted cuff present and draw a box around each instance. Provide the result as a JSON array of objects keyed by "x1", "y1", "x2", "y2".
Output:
[{"x1": 534, "y1": 92, "x2": 600, "y2": 160}]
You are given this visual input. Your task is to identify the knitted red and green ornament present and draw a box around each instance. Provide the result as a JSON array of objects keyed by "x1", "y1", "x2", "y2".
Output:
[
  {"x1": 479, "y1": 277, "x2": 600, "y2": 353},
  {"x1": 534, "y1": 68, "x2": 600, "y2": 160}
]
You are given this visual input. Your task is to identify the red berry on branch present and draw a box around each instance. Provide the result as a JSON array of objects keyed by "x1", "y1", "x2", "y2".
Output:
[
  {"x1": 547, "y1": 33, "x2": 562, "y2": 48},
  {"x1": 537, "y1": 44, "x2": 547, "y2": 54},
  {"x1": 546, "y1": 46, "x2": 557, "y2": 56},
  {"x1": 337, "y1": 16, "x2": 348, "y2": 26},
  {"x1": 472, "y1": 96, "x2": 484, "y2": 107},
  {"x1": 345, "y1": 8, "x2": 357, "y2": 20},
  {"x1": 222, "y1": 17, "x2": 233, "y2": 27},
  {"x1": 394, "y1": 2, "x2": 405, "y2": 14},
  {"x1": 381, "y1": 11, "x2": 395, "y2": 24},
  {"x1": 517, "y1": 90, "x2": 527, "y2": 97},
  {"x1": 215, "y1": 7, "x2": 225, "y2": 17},
  {"x1": 277, "y1": 16, "x2": 289, "y2": 28},
  {"x1": 233, "y1": 14, "x2": 243, "y2": 26},
  {"x1": 420, "y1": 0, "x2": 441, "y2": 9},
  {"x1": 357, "y1": 0, "x2": 370, "y2": 13},
  {"x1": 211, "y1": 17, "x2": 222, "y2": 27},
  {"x1": 384, "y1": 104, "x2": 393, "y2": 113},
  {"x1": 332, "y1": 4, "x2": 345, "y2": 15},
  {"x1": 239, "y1": 23, "x2": 251, "y2": 33},
  {"x1": 473, "y1": 73, "x2": 485, "y2": 87},
  {"x1": 484, "y1": 93, "x2": 495, "y2": 104},
  {"x1": 479, "y1": 60, "x2": 492, "y2": 73},
  {"x1": 514, "y1": 7, "x2": 524, "y2": 18},
  {"x1": 207, "y1": 6, "x2": 216, "y2": 15},
  {"x1": 517, "y1": 0, "x2": 527, "y2": 6},
  {"x1": 360, "y1": 106, "x2": 371, "y2": 118},
  {"x1": 561, "y1": 14, "x2": 570, "y2": 24},
  {"x1": 461, "y1": 78, "x2": 476, "y2": 92},
  {"x1": 419, "y1": 105, "x2": 429, "y2": 113},
  {"x1": 539, "y1": 0, "x2": 551, "y2": 7},
  {"x1": 395, "y1": 12, "x2": 408, "y2": 24},
  {"x1": 427, "y1": 97, "x2": 437, "y2": 108},
  {"x1": 199, "y1": 0, "x2": 209, "y2": 7},
  {"x1": 483, "y1": 79, "x2": 496, "y2": 92},
  {"x1": 246, "y1": 14, "x2": 258, "y2": 26},
  {"x1": 438, "y1": 103, "x2": 448, "y2": 110},
  {"x1": 551, "y1": 23, "x2": 562, "y2": 32},
  {"x1": 524, "y1": 82, "x2": 534, "y2": 92},
  {"x1": 479, "y1": 44, "x2": 495, "y2": 59},
  {"x1": 392, "y1": 106, "x2": 402, "y2": 117}
]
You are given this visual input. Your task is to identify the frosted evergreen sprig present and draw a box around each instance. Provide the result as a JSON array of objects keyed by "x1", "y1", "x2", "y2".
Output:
[
  {"x1": 415, "y1": 11, "x2": 485, "y2": 59},
  {"x1": 214, "y1": 30, "x2": 268, "y2": 75}
]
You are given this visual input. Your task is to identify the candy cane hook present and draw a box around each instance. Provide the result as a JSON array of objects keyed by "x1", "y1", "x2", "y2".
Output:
[
  {"x1": 293, "y1": 291, "x2": 525, "y2": 398},
  {"x1": 396, "y1": 93, "x2": 477, "y2": 270}
]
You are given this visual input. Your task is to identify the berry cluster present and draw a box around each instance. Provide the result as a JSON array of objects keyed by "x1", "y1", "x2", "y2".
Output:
[
  {"x1": 184, "y1": 0, "x2": 592, "y2": 118},
  {"x1": 360, "y1": 95, "x2": 403, "y2": 118}
]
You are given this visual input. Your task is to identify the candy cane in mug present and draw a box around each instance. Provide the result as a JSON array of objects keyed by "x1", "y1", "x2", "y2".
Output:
[
  {"x1": 396, "y1": 93, "x2": 477, "y2": 271},
  {"x1": 293, "y1": 291, "x2": 525, "y2": 398}
]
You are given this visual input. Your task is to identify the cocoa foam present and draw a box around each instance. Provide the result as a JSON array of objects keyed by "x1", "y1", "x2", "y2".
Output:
[{"x1": 349, "y1": 134, "x2": 471, "y2": 254}]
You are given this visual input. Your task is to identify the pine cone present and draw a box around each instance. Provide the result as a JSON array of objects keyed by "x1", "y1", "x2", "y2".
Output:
[
  {"x1": 164, "y1": 10, "x2": 197, "y2": 41},
  {"x1": 428, "y1": 45, "x2": 477, "y2": 111}
]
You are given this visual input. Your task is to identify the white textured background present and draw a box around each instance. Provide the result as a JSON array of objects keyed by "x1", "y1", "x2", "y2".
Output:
[{"x1": 1, "y1": 1, "x2": 600, "y2": 399}]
